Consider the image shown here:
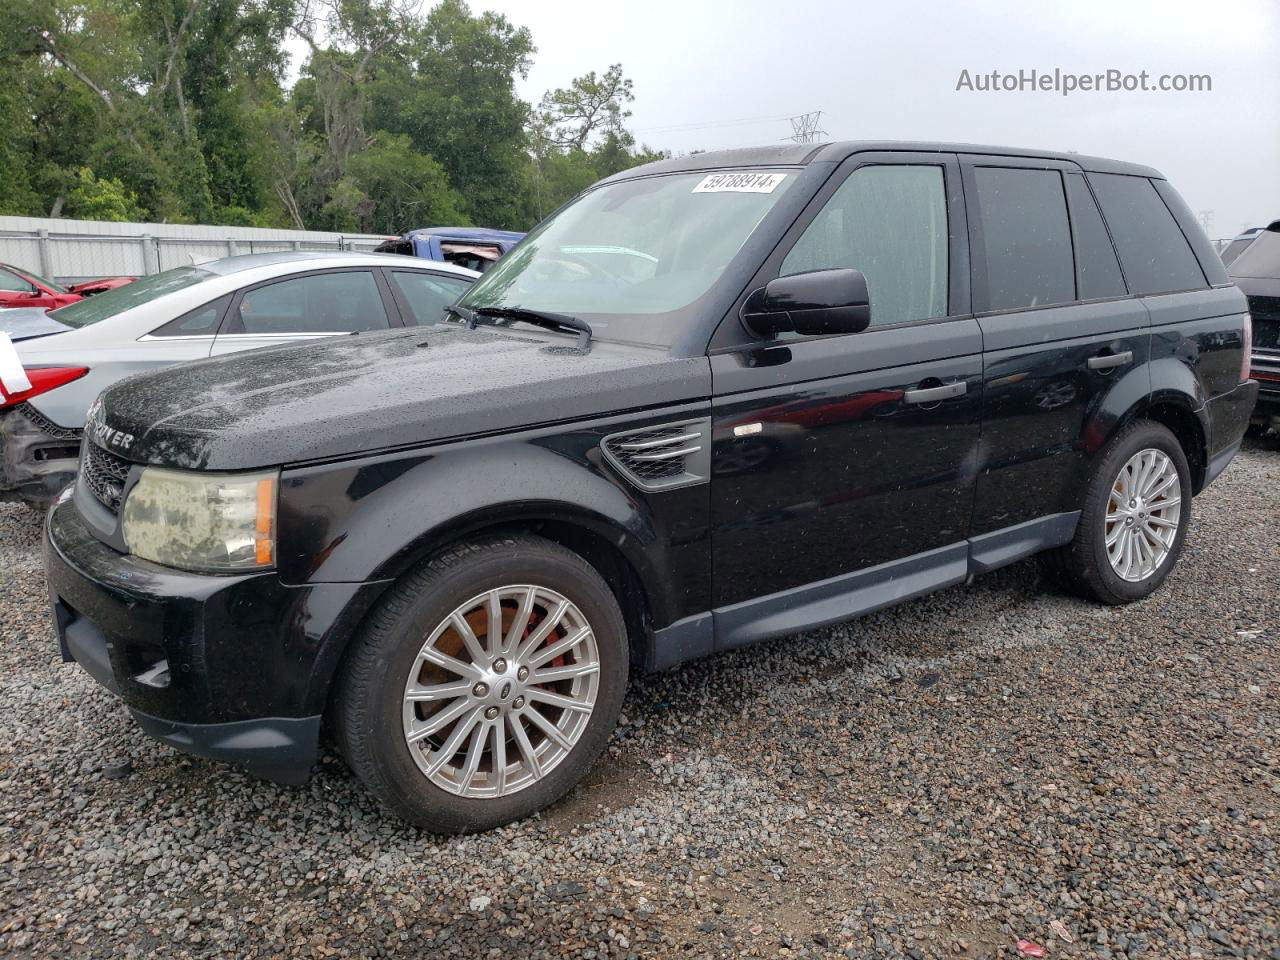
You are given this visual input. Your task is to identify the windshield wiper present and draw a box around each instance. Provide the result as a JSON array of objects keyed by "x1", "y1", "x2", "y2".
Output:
[
  {"x1": 472, "y1": 306, "x2": 593, "y2": 350},
  {"x1": 443, "y1": 303, "x2": 474, "y2": 326}
]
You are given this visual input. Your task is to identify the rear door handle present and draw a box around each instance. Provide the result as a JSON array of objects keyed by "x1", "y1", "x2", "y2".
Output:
[
  {"x1": 1087, "y1": 350, "x2": 1133, "y2": 371},
  {"x1": 903, "y1": 380, "x2": 967, "y2": 404}
]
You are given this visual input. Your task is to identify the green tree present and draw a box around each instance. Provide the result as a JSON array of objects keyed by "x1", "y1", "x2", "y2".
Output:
[
  {"x1": 347, "y1": 134, "x2": 467, "y2": 233},
  {"x1": 536, "y1": 63, "x2": 633, "y2": 151},
  {"x1": 65, "y1": 167, "x2": 146, "y2": 221},
  {"x1": 383, "y1": 0, "x2": 535, "y2": 228},
  {"x1": 525, "y1": 65, "x2": 667, "y2": 222}
]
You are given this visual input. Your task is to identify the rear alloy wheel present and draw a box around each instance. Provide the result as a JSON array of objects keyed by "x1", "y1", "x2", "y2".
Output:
[
  {"x1": 1103, "y1": 448, "x2": 1182, "y2": 582},
  {"x1": 1040, "y1": 420, "x2": 1192, "y2": 605},
  {"x1": 335, "y1": 537, "x2": 628, "y2": 832}
]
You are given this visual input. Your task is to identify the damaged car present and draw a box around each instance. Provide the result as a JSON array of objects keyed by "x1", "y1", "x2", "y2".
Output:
[
  {"x1": 0, "y1": 262, "x2": 134, "y2": 310},
  {"x1": 1, "y1": 252, "x2": 476, "y2": 505},
  {"x1": 374, "y1": 226, "x2": 524, "y2": 273}
]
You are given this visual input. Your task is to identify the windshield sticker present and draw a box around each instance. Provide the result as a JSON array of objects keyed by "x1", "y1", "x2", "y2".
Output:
[{"x1": 692, "y1": 172, "x2": 787, "y2": 194}]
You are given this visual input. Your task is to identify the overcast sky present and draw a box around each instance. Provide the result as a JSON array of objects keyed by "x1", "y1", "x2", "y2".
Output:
[{"x1": 297, "y1": 0, "x2": 1279, "y2": 237}]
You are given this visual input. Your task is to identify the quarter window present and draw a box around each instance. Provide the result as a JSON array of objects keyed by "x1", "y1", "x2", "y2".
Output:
[
  {"x1": 151, "y1": 296, "x2": 229, "y2": 337},
  {"x1": 973, "y1": 167, "x2": 1075, "y2": 311},
  {"x1": 390, "y1": 271, "x2": 472, "y2": 325},
  {"x1": 1087, "y1": 173, "x2": 1206, "y2": 295},
  {"x1": 781, "y1": 165, "x2": 949, "y2": 327},
  {"x1": 1065, "y1": 174, "x2": 1127, "y2": 300},
  {"x1": 232, "y1": 271, "x2": 389, "y2": 335}
]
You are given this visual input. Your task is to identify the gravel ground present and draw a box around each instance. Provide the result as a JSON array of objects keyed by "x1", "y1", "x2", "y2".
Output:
[{"x1": 1, "y1": 438, "x2": 1277, "y2": 960}]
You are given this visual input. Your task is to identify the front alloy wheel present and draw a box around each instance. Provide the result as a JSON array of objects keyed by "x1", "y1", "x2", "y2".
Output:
[
  {"x1": 335, "y1": 536, "x2": 628, "y2": 832},
  {"x1": 402, "y1": 586, "x2": 600, "y2": 798}
]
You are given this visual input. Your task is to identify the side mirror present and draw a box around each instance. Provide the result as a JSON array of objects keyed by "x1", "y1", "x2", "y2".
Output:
[{"x1": 741, "y1": 268, "x2": 871, "y2": 339}]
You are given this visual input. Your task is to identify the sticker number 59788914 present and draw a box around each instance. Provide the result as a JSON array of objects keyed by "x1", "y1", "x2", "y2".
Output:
[{"x1": 692, "y1": 172, "x2": 787, "y2": 194}]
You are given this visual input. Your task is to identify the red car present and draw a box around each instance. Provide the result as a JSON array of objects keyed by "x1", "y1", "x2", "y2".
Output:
[{"x1": 0, "y1": 262, "x2": 135, "y2": 310}]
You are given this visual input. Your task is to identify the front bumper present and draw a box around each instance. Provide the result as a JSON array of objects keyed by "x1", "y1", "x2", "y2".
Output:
[
  {"x1": 44, "y1": 497, "x2": 391, "y2": 784},
  {"x1": 0, "y1": 404, "x2": 82, "y2": 505}
]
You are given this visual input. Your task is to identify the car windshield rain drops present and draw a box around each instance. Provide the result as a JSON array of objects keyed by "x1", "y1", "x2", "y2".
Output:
[{"x1": 459, "y1": 170, "x2": 796, "y2": 345}]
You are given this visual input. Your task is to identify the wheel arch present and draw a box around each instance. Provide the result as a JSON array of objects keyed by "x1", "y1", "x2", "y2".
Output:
[
  {"x1": 378, "y1": 507, "x2": 659, "y2": 672},
  {"x1": 311, "y1": 506, "x2": 662, "y2": 724},
  {"x1": 1111, "y1": 394, "x2": 1209, "y2": 493}
]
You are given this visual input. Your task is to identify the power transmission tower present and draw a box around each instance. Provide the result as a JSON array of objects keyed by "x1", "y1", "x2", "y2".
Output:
[
  {"x1": 787, "y1": 111, "x2": 827, "y2": 143},
  {"x1": 1198, "y1": 209, "x2": 1213, "y2": 237}
]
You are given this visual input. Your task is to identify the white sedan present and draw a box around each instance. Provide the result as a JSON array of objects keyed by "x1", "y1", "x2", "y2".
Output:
[{"x1": 0, "y1": 251, "x2": 477, "y2": 505}]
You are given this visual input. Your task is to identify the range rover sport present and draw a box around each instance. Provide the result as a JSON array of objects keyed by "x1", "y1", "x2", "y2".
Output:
[{"x1": 44, "y1": 142, "x2": 1257, "y2": 832}]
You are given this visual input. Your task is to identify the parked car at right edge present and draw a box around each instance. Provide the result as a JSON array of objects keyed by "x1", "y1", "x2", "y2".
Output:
[
  {"x1": 44, "y1": 141, "x2": 1256, "y2": 833},
  {"x1": 1228, "y1": 219, "x2": 1280, "y2": 431},
  {"x1": 1219, "y1": 226, "x2": 1265, "y2": 268}
]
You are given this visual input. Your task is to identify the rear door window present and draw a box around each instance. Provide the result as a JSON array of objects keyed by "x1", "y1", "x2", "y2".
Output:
[
  {"x1": 972, "y1": 167, "x2": 1075, "y2": 311},
  {"x1": 1064, "y1": 174, "x2": 1127, "y2": 300},
  {"x1": 389, "y1": 271, "x2": 472, "y2": 325},
  {"x1": 229, "y1": 271, "x2": 390, "y2": 335},
  {"x1": 1087, "y1": 173, "x2": 1207, "y2": 295}
]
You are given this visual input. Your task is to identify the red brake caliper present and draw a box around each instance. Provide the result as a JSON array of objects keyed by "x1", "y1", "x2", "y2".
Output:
[{"x1": 523, "y1": 611, "x2": 567, "y2": 673}]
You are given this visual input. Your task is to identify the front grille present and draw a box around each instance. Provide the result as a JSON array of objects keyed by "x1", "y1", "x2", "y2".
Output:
[
  {"x1": 18, "y1": 403, "x2": 84, "y2": 442},
  {"x1": 81, "y1": 441, "x2": 132, "y2": 513},
  {"x1": 602, "y1": 418, "x2": 711, "y2": 491}
]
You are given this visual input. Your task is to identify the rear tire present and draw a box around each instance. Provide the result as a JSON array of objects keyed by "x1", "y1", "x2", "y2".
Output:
[
  {"x1": 1039, "y1": 420, "x2": 1192, "y2": 605},
  {"x1": 333, "y1": 535, "x2": 629, "y2": 833}
]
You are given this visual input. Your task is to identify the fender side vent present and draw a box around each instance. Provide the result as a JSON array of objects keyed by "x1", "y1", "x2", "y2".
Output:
[{"x1": 601, "y1": 418, "x2": 711, "y2": 492}]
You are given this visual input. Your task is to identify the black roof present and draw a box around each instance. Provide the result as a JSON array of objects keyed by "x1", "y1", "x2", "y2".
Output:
[{"x1": 601, "y1": 141, "x2": 1163, "y2": 183}]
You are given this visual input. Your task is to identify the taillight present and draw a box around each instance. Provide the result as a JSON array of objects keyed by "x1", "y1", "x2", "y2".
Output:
[
  {"x1": 0, "y1": 366, "x2": 89, "y2": 410},
  {"x1": 1241, "y1": 312, "x2": 1253, "y2": 383}
]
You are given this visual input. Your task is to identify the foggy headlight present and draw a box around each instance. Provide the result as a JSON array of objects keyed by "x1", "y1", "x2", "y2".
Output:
[{"x1": 121, "y1": 467, "x2": 277, "y2": 573}]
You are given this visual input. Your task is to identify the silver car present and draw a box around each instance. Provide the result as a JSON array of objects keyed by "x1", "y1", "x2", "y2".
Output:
[{"x1": 0, "y1": 251, "x2": 477, "y2": 505}]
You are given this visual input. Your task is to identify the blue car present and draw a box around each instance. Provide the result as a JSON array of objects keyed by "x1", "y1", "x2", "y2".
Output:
[{"x1": 375, "y1": 226, "x2": 524, "y2": 273}]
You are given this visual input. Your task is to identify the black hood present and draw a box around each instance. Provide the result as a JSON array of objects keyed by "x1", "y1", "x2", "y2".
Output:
[{"x1": 95, "y1": 326, "x2": 710, "y2": 470}]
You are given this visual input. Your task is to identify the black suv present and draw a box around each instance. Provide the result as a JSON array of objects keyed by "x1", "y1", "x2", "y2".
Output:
[{"x1": 44, "y1": 142, "x2": 1257, "y2": 832}]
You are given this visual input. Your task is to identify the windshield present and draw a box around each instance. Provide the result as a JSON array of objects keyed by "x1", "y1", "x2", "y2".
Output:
[
  {"x1": 50, "y1": 266, "x2": 215, "y2": 328},
  {"x1": 13, "y1": 266, "x2": 67, "y2": 294},
  {"x1": 459, "y1": 170, "x2": 796, "y2": 346}
]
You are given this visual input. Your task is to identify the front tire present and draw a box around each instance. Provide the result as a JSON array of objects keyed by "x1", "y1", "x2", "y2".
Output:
[
  {"x1": 333, "y1": 536, "x2": 629, "y2": 832},
  {"x1": 1041, "y1": 420, "x2": 1192, "y2": 605}
]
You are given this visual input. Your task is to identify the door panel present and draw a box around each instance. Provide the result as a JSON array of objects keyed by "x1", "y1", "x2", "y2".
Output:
[
  {"x1": 709, "y1": 323, "x2": 982, "y2": 608},
  {"x1": 964, "y1": 154, "x2": 1154, "y2": 534},
  {"x1": 973, "y1": 302, "x2": 1150, "y2": 533},
  {"x1": 708, "y1": 151, "x2": 977, "y2": 613}
]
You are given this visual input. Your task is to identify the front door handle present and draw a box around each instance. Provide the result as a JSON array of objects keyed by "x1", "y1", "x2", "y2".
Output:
[
  {"x1": 903, "y1": 380, "x2": 967, "y2": 404},
  {"x1": 1087, "y1": 350, "x2": 1133, "y2": 371}
]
